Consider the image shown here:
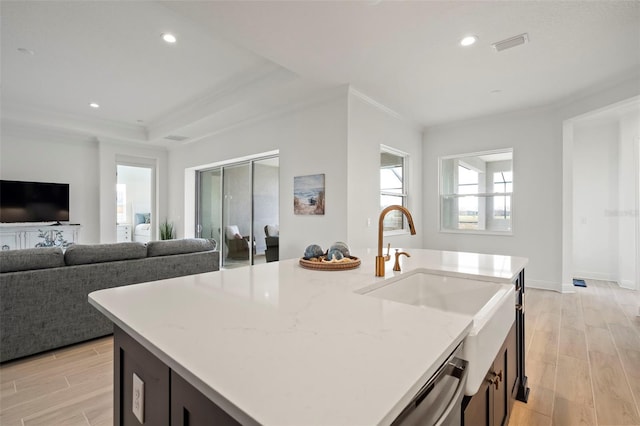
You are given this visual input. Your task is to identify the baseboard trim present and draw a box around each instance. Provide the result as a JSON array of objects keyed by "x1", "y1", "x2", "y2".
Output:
[
  {"x1": 573, "y1": 271, "x2": 617, "y2": 282},
  {"x1": 527, "y1": 279, "x2": 562, "y2": 293},
  {"x1": 619, "y1": 279, "x2": 637, "y2": 290}
]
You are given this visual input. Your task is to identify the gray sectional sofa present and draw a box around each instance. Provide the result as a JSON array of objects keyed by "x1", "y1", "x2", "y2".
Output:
[{"x1": 0, "y1": 238, "x2": 219, "y2": 362}]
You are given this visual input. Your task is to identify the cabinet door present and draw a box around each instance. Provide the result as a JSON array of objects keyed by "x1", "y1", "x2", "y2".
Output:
[
  {"x1": 0, "y1": 232, "x2": 19, "y2": 250},
  {"x1": 493, "y1": 348, "x2": 508, "y2": 426},
  {"x1": 493, "y1": 324, "x2": 517, "y2": 426},
  {"x1": 114, "y1": 326, "x2": 170, "y2": 426},
  {"x1": 26, "y1": 228, "x2": 75, "y2": 248},
  {"x1": 506, "y1": 325, "x2": 518, "y2": 401},
  {"x1": 170, "y1": 371, "x2": 240, "y2": 426},
  {"x1": 462, "y1": 380, "x2": 491, "y2": 426}
]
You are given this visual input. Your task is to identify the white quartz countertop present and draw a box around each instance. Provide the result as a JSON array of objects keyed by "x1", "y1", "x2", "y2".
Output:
[{"x1": 89, "y1": 248, "x2": 527, "y2": 426}]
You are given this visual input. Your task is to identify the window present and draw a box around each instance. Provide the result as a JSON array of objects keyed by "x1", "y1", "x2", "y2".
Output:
[
  {"x1": 380, "y1": 147, "x2": 408, "y2": 232},
  {"x1": 440, "y1": 149, "x2": 513, "y2": 234}
]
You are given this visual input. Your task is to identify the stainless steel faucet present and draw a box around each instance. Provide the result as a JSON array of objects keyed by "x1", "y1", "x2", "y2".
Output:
[{"x1": 376, "y1": 205, "x2": 416, "y2": 277}]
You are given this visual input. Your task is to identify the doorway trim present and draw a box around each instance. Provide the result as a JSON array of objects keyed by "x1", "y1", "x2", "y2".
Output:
[
  {"x1": 635, "y1": 135, "x2": 640, "y2": 292},
  {"x1": 116, "y1": 155, "x2": 158, "y2": 242}
]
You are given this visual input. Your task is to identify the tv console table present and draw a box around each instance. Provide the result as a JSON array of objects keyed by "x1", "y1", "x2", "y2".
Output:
[{"x1": 0, "y1": 224, "x2": 81, "y2": 250}]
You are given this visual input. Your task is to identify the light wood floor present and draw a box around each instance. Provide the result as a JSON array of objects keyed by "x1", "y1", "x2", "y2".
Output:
[
  {"x1": 0, "y1": 337, "x2": 113, "y2": 426},
  {"x1": 1, "y1": 279, "x2": 638, "y2": 425},
  {"x1": 510, "y1": 280, "x2": 640, "y2": 426}
]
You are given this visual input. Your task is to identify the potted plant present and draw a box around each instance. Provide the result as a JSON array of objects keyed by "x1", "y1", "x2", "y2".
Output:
[{"x1": 159, "y1": 219, "x2": 175, "y2": 240}]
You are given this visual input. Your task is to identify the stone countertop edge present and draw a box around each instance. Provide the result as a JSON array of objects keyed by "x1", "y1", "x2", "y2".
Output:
[{"x1": 88, "y1": 248, "x2": 527, "y2": 426}]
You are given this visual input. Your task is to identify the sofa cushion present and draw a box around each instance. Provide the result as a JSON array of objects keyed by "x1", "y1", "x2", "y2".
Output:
[
  {"x1": 147, "y1": 238, "x2": 215, "y2": 257},
  {"x1": 65, "y1": 242, "x2": 147, "y2": 266},
  {"x1": 0, "y1": 247, "x2": 65, "y2": 273}
]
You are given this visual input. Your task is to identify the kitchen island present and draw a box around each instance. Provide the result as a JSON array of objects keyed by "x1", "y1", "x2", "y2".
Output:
[{"x1": 89, "y1": 248, "x2": 527, "y2": 425}]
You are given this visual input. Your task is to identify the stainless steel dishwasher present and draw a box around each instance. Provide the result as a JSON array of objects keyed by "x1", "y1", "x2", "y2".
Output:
[{"x1": 391, "y1": 343, "x2": 468, "y2": 426}]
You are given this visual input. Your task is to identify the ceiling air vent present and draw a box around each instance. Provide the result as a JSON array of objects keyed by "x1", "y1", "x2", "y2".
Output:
[
  {"x1": 164, "y1": 134, "x2": 189, "y2": 142},
  {"x1": 491, "y1": 33, "x2": 529, "y2": 52}
]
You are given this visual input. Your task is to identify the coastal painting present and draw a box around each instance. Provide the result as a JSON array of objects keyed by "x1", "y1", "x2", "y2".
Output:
[{"x1": 294, "y1": 174, "x2": 325, "y2": 215}]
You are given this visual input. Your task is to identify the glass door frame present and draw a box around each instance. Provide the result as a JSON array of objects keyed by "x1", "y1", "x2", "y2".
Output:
[{"x1": 195, "y1": 153, "x2": 278, "y2": 268}]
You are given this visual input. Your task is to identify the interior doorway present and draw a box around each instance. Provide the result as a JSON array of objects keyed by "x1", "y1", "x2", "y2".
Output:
[
  {"x1": 562, "y1": 96, "x2": 640, "y2": 292},
  {"x1": 116, "y1": 162, "x2": 155, "y2": 243},
  {"x1": 196, "y1": 155, "x2": 279, "y2": 269}
]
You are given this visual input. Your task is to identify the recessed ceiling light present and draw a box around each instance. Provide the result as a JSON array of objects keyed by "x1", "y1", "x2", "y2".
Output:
[
  {"x1": 162, "y1": 33, "x2": 177, "y2": 44},
  {"x1": 460, "y1": 35, "x2": 478, "y2": 47},
  {"x1": 17, "y1": 47, "x2": 35, "y2": 55},
  {"x1": 89, "y1": 102, "x2": 100, "y2": 109}
]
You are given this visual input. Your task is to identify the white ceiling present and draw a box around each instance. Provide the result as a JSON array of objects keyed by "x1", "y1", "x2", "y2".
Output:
[{"x1": 2, "y1": 1, "x2": 639, "y2": 146}]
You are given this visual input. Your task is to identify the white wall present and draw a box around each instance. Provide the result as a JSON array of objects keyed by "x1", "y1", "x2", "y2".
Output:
[
  {"x1": 425, "y1": 77, "x2": 640, "y2": 292},
  {"x1": 0, "y1": 123, "x2": 170, "y2": 244},
  {"x1": 347, "y1": 90, "x2": 424, "y2": 251},
  {"x1": 572, "y1": 121, "x2": 619, "y2": 281},
  {"x1": 0, "y1": 123, "x2": 100, "y2": 243},
  {"x1": 423, "y1": 108, "x2": 561, "y2": 290},
  {"x1": 618, "y1": 111, "x2": 640, "y2": 289},
  {"x1": 169, "y1": 92, "x2": 349, "y2": 260}
]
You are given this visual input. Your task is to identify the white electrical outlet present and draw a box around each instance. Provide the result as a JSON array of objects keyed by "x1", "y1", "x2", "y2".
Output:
[{"x1": 132, "y1": 373, "x2": 145, "y2": 424}]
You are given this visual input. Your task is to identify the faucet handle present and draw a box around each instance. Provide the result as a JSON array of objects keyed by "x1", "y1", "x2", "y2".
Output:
[
  {"x1": 393, "y1": 251, "x2": 411, "y2": 272},
  {"x1": 384, "y1": 243, "x2": 391, "y2": 261}
]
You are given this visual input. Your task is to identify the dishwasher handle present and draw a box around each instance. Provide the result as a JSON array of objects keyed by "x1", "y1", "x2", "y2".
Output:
[
  {"x1": 433, "y1": 358, "x2": 468, "y2": 426},
  {"x1": 392, "y1": 356, "x2": 468, "y2": 426}
]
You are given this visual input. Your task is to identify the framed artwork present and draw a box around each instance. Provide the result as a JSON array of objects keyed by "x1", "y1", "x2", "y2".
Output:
[{"x1": 294, "y1": 174, "x2": 325, "y2": 215}]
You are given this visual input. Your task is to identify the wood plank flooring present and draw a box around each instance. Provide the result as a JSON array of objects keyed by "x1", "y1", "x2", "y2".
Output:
[
  {"x1": 0, "y1": 337, "x2": 113, "y2": 426},
  {"x1": 510, "y1": 280, "x2": 640, "y2": 426},
  {"x1": 0, "y1": 279, "x2": 638, "y2": 425}
]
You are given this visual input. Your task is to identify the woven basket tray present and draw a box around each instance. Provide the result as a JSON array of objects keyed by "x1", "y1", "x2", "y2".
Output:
[{"x1": 299, "y1": 256, "x2": 361, "y2": 271}]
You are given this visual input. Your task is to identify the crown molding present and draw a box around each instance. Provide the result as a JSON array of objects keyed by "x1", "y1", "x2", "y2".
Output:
[
  {"x1": 147, "y1": 62, "x2": 298, "y2": 143},
  {"x1": 348, "y1": 86, "x2": 422, "y2": 132},
  {"x1": 167, "y1": 83, "x2": 347, "y2": 148},
  {"x1": 1, "y1": 102, "x2": 149, "y2": 144}
]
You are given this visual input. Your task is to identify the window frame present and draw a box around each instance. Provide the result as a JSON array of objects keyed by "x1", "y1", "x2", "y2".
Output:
[
  {"x1": 438, "y1": 148, "x2": 514, "y2": 236},
  {"x1": 380, "y1": 145, "x2": 409, "y2": 236}
]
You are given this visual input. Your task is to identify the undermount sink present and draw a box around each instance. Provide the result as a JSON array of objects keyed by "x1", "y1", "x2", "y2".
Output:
[{"x1": 356, "y1": 269, "x2": 515, "y2": 395}]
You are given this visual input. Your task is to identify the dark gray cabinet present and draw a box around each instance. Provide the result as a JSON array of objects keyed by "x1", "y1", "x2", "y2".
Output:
[
  {"x1": 114, "y1": 326, "x2": 170, "y2": 426},
  {"x1": 170, "y1": 371, "x2": 240, "y2": 426},
  {"x1": 114, "y1": 326, "x2": 240, "y2": 426}
]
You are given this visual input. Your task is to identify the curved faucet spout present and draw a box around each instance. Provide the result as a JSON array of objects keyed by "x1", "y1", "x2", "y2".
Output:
[{"x1": 376, "y1": 205, "x2": 416, "y2": 276}]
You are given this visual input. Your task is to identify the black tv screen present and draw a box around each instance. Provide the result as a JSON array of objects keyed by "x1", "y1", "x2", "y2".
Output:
[{"x1": 0, "y1": 180, "x2": 70, "y2": 223}]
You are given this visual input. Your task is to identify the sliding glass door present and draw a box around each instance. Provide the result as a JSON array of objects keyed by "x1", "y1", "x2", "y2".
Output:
[
  {"x1": 196, "y1": 168, "x2": 222, "y2": 245},
  {"x1": 253, "y1": 157, "x2": 279, "y2": 263},
  {"x1": 222, "y1": 163, "x2": 252, "y2": 268},
  {"x1": 196, "y1": 155, "x2": 278, "y2": 269}
]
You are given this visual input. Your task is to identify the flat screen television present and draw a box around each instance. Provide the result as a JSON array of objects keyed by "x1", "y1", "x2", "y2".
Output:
[{"x1": 0, "y1": 180, "x2": 70, "y2": 223}]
